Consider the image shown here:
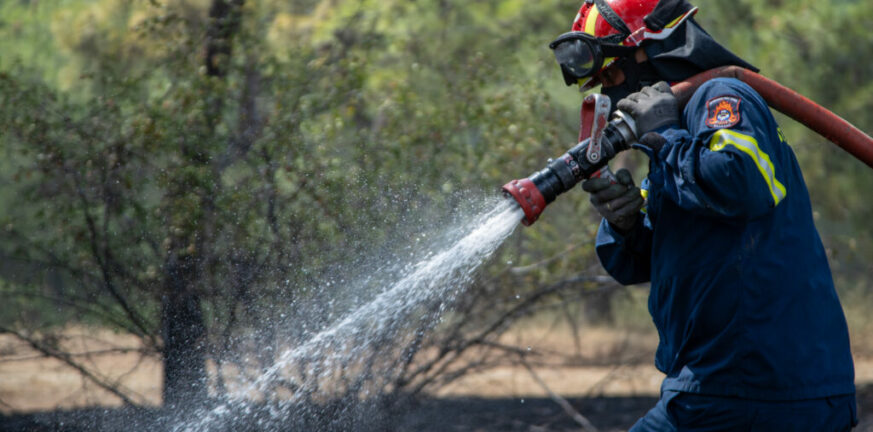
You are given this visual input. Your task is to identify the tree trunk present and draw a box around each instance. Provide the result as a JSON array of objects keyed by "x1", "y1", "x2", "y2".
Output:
[
  {"x1": 161, "y1": 255, "x2": 208, "y2": 408},
  {"x1": 205, "y1": 0, "x2": 244, "y2": 78},
  {"x1": 160, "y1": 0, "x2": 244, "y2": 409}
]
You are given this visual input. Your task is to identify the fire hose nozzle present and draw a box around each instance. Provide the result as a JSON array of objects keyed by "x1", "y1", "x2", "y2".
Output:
[
  {"x1": 502, "y1": 178, "x2": 546, "y2": 226},
  {"x1": 503, "y1": 113, "x2": 637, "y2": 226}
]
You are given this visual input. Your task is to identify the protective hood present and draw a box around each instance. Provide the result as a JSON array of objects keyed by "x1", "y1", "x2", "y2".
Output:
[
  {"x1": 643, "y1": 18, "x2": 759, "y2": 82},
  {"x1": 601, "y1": 17, "x2": 757, "y2": 109}
]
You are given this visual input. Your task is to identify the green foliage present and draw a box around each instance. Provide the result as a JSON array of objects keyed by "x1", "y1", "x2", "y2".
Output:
[{"x1": 0, "y1": 0, "x2": 584, "y2": 343}]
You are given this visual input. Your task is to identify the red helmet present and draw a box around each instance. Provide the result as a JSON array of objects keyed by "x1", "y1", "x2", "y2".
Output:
[{"x1": 569, "y1": 0, "x2": 697, "y2": 89}]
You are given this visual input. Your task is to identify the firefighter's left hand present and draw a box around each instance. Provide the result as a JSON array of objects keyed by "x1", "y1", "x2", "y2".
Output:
[
  {"x1": 617, "y1": 81, "x2": 678, "y2": 134},
  {"x1": 581, "y1": 168, "x2": 643, "y2": 234}
]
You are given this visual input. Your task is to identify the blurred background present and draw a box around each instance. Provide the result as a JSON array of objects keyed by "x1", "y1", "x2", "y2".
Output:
[{"x1": 0, "y1": 0, "x2": 871, "y2": 430}]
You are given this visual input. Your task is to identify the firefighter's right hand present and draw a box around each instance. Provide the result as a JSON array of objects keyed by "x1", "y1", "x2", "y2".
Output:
[
  {"x1": 616, "y1": 81, "x2": 678, "y2": 134},
  {"x1": 581, "y1": 168, "x2": 643, "y2": 234}
]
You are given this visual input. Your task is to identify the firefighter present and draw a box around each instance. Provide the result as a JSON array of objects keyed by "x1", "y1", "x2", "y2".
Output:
[{"x1": 549, "y1": 0, "x2": 858, "y2": 429}]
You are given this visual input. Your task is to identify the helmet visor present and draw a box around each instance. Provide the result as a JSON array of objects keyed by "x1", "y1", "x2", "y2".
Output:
[
  {"x1": 550, "y1": 35, "x2": 600, "y2": 86},
  {"x1": 549, "y1": 32, "x2": 637, "y2": 86}
]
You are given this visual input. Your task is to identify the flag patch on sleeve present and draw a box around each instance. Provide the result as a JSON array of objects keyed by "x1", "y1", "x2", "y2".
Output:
[{"x1": 705, "y1": 96, "x2": 742, "y2": 129}]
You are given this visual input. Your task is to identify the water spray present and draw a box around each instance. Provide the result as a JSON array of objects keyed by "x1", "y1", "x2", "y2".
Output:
[
  {"x1": 503, "y1": 67, "x2": 873, "y2": 226},
  {"x1": 176, "y1": 200, "x2": 524, "y2": 432}
]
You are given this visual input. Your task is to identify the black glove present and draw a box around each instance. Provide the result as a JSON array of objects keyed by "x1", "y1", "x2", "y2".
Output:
[
  {"x1": 581, "y1": 168, "x2": 643, "y2": 233},
  {"x1": 616, "y1": 81, "x2": 679, "y2": 135}
]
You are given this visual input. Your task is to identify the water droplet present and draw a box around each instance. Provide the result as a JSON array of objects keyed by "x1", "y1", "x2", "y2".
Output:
[{"x1": 520, "y1": 399, "x2": 525, "y2": 404}]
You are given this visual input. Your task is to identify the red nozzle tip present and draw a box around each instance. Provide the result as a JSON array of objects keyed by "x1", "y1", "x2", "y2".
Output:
[{"x1": 502, "y1": 178, "x2": 547, "y2": 226}]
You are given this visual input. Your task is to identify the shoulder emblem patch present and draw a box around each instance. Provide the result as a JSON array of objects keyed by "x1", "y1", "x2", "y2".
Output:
[{"x1": 705, "y1": 96, "x2": 742, "y2": 129}]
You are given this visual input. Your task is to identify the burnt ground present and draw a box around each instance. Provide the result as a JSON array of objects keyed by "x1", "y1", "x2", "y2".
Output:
[
  {"x1": 1, "y1": 385, "x2": 871, "y2": 432},
  {"x1": 400, "y1": 385, "x2": 873, "y2": 432},
  {"x1": 395, "y1": 395, "x2": 657, "y2": 431}
]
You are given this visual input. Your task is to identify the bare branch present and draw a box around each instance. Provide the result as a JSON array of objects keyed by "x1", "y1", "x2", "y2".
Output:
[
  {"x1": 401, "y1": 275, "x2": 620, "y2": 397},
  {"x1": 0, "y1": 326, "x2": 146, "y2": 408},
  {"x1": 0, "y1": 288, "x2": 141, "y2": 334},
  {"x1": 508, "y1": 243, "x2": 585, "y2": 276},
  {"x1": 68, "y1": 168, "x2": 155, "y2": 343},
  {"x1": 0, "y1": 347, "x2": 149, "y2": 364},
  {"x1": 519, "y1": 356, "x2": 600, "y2": 432}
]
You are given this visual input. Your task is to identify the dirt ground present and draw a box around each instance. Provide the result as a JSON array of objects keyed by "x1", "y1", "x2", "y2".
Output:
[{"x1": 0, "y1": 324, "x2": 871, "y2": 431}]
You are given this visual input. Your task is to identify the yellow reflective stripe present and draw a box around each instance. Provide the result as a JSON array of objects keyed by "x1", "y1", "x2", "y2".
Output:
[
  {"x1": 708, "y1": 129, "x2": 787, "y2": 206},
  {"x1": 665, "y1": 14, "x2": 684, "y2": 28},
  {"x1": 640, "y1": 188, "x2": 649, "y2": 214},
  {"x1": 584, "y1": 6, "x2": 600, "y2": 35},
  {"x1": 578, "y1": 7, "x2": 606, "y2": 89},
  {"x1": 664, "y1": 8, "x2": 697, "y2": 28}
]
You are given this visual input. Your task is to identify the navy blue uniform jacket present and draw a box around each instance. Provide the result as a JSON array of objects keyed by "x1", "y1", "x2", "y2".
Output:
[{"x1": 595, "y1": 78, "x2": 855, "y2": 400}]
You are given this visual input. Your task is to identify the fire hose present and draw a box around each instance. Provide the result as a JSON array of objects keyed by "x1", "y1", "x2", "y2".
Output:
[{"x1": 503, "y1": 66, "x2": 873, "y2": 226}]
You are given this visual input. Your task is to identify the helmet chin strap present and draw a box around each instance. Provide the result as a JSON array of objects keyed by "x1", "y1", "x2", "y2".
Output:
[{"x1": 600, "y1": 57, "x2": 662, "y2": 111}]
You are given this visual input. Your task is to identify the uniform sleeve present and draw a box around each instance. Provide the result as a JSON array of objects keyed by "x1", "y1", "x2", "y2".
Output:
[
  {"x1": 594, "y1": 215, "x2": 653, "y2": 285},
  {"x1": 642, "y1": 78, "x2": 787, "y2": 220}
]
